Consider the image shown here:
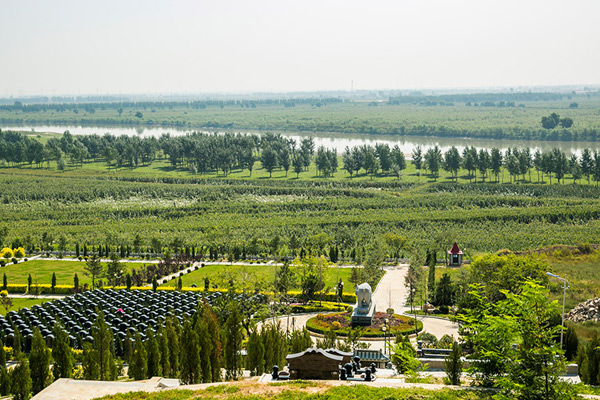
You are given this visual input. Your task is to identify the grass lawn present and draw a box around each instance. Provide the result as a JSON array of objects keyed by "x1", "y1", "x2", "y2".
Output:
[
  {"x1": 161, "y1": 264, "x2": 356, "y2": 294},
  {"x1": 0, "y1": 259, "x2": 139, "y2": 287},
  {"x1": 1, "y1": 297, "x2": 53, "y2": 316}
]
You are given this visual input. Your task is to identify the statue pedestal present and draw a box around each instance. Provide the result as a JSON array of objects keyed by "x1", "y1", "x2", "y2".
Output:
[{"x1": 351, "y1": 304, "x2": 375, "y2": 327}]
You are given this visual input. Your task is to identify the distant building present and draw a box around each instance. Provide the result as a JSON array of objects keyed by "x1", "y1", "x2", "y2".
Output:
[{"x1": 447, "y1": 242, "x2": 463, "y2": 266}]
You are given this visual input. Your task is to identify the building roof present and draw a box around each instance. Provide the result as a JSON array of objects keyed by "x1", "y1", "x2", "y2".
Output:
[
  {"x1": 448, "y1": 242, "x2": 463, "y2": 255},
  {"x1": 286, "y1": 347, "x2": 343, "y2": 362}
]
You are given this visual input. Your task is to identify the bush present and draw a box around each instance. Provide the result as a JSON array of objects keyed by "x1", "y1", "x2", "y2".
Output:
[
  {"x1": 0, "y1": 260, "x2": 5, "y2": 267},
  {"x1": 346, "y1": 306, "x2": 353, "y2": 314},
  {"x1": 417, "y1": 332, "x2": 438, "y2": 348},
  {"x1": 12, "y1": 258, "x2": 18, "y2": 264},
  {"x1": 439, "y1": 305, "x2": 450, "y2": 314},
  {"x1": 331, "y1": 321, "x2": 341, "y2": 330},
  {"x1": 316, "y1": 313, "x2": 324, "y2": 321}
]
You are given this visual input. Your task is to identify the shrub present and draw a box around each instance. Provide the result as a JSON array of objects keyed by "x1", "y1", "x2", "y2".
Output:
[
  {"x1": 439, "y1": 305, "x2": 450, "y2": 314},
  {"x1": 12, "y1": 258, "x2": 18, "y2": 264},
  {"x1": 0, "y1": 260, "x2": 5, "y2": 267},
  {"x1": 331, "y1": 321, "x2": 341, "y2": 330},
  {"x1": 417, "y1": 332, "x2": 438, "y2": 348},
  {"x1": 346, "y1": 306, "x2": 353, "y2": 313},
  {"x1": 316, "y1": 313, "x2": 324, "y2": 321}
]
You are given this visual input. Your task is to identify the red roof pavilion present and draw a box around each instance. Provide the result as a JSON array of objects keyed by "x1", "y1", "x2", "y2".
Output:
[{"x1": 448, "y1": 242, "x2": 463, "y2": 255}]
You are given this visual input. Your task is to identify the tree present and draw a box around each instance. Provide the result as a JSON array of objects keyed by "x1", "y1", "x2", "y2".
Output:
[
  {"x1": 478, "y1": 149, "x2": 491, "y2": 182},
  {"x1": 391, "y1": 334, "x2": 420, "y2": 373},
  {"x1": 223, "y1": 302, "x2": 243, "y2": 380},
  {"x1": 559, "y1": 117, "x2": 573, "y2": 128},
  {"x1": 349, "y1": 266, "x2": 363, "y2": 288},
  {"x1": 569, "y1": 154, "x2": 582, "y2": 184},
  {"x1": 433, "y1": 273, "x2": 454, "y2": 307},
  {"x1": 0, "y1": 341, "x2": 9, "y2": 396},
  {"x1": 157, "y1": 326, "x2": 171, "y2": 379},
  {"x1": 145, "y1": 329, "x2": 161, "y2": 378},
  {"x1": 424, "y1": 146, "x2": 442, "y2": 179},
  {"x1": 51, "y1": 273, "x2": 56, "y2": 293},
  {"x1": 462, "y1": 147, "x2": 477, "y2": 182},
  {"x1": 135, "y1": 111, "x2": 143, "y2": 118},
  {"x1": 581, "y1": 148, "x2": 593, "y2": 183},
  {"x1": 165, "y1": 318, "x2": 180, "y2": 378},
  {"x1": 443, "y1": 146, "x2": 461, "y2": 181},
  {"x1": 195, "y1": 307, "x2": 213, "y2": 383},
  {"x1": 246, "y1": 331, "x2": 264, "y2": 376},
  {"x1": 274, "y1": 262, "x2": 295, "y2": 301},
  {"x1": 10, "y1": 355, "x2": 32, "y2": 400},
  {"x1": 342, "y1": 146, "x2": 356, "y2": 177},
  {"x1": 128, "y1": 333, "x2": 147, "y2": 381},
  {"x1": 427, "y1": 262, "x2": 436, "y2": 301},
  {"x1": 84, "y1": 253, "x2": 103, "y2": 289},
  {"x1": 74, "y1": 273, "x2": 79, "y2": 292},
  {"x1": 106, "y1": 252, "x2": 124, "y2": 286},
  {"x1": 541, "y1": 113, "x2": 560, "y2": 129},
  {"x1": 444, "y1": 341, "x2": 463, "y2": 385},
  {"x1": 563, "y1": 325, "x2": 578, "y2": 362},
  {"x1": 261, "y1": 147, "x2": 277, "y2": 178},
  {"x1": 412, "y1": 146, "x2": 423, "y2": 179},
  {"x1": 90, "y1": 312, "x2": 117, "y2": 381},
  {"x1": 29, "y1": 328, "x2": 51, "y2": 395},
  {"x1": 292, "y1": 153, "x2": 303, "y2": 178},
  {"x1": 52, "y1": 323, "x2": 73, "y2": 380},
  {"x1": 179, "y1": 320, "x2": 201, "y2": 384}
]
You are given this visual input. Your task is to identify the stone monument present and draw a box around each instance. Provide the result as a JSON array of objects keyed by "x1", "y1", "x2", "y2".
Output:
[{"x1": 351, "y1": 282, "x2": 375, "y2": 326}]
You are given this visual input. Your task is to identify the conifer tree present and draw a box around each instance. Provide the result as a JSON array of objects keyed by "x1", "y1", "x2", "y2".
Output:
[
  {"x1": 82, "y1": 342, "x2": 99, "y2": 380},
  {"x1": 165, "y1": 317, "x2": 180, "y2": 378},
  {"x1": 195, "y1": 316, "x2": 212, "y2": 382},
  {"x1": 51, "y1": 273, "x2": 56, "y2": 293},
  {"x1": 122, "y1": 331, "x2": 133, "y2": 364},
  {"x1": 246, "y1": 331, "x2": 264, "y2": 376},
  {"x1": 157, "y1": 326, "x2": 171, "y2": 379},
  {"x1": 179, "y1": 320, "x2": 201, "y2": 384},
  {"x1": 29, "y1": 328, "x2": 51, "y2": 394},
  {"x1": 90, "y1": 312, "x2": 117, "y2": 380},
  {"x1": 202, "y1": 306, "x2": 222, "y2": 382},
  {"x1": 0, "y1": 340, "x2": 10, "y2": 396},
  {"x1": 128, "y1": 333, "x2": 147, "y2": 381},
  {"x1": 52, "y1": 323, "x2": 73, "y2": 380},
  {"x1": 145, "y1": 329, "x2": 161, "y2": 378},
  {"x1": 223, "y1": 302, "x2": 243, "y2": 380},
  {"x1": 10, "y1": 355, "x2": 32, "y2": 400}
]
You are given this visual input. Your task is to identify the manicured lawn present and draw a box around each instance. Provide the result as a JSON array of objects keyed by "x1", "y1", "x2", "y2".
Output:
[
  {"x1": 0, "y1": 297, "x2": 53, "y2": 316},
  {"x1": 0, "y1": 259, "x2": 138, "y2": 287},
  {"x1": 161, "y1": 264, "x2": 356, "y2": 294}
]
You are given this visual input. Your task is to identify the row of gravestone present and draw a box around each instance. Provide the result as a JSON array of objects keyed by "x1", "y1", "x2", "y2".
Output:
[{"x1": 0, "y1": 289, "x2": 267, "y2": 353}]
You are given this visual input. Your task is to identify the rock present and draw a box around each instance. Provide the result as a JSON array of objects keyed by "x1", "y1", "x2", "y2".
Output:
[{"x1": 566, "y1": 298, "x2": 600, "y2": 323}]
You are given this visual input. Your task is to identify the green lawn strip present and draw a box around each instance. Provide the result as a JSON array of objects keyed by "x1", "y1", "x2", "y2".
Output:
[
  {"x1": 161, "y1": 264, "x2": 355, "y2": 294},
  {"x1": 0, "y1": 259, "x2": 139, "y2": 287},
  {"x1": 0, "y1": 297, "x2": 53, "y2": 316}
]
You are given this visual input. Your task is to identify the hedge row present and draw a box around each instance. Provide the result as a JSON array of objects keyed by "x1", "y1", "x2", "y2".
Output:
[{"x1": 2, "y1": 285, "x2": 358, "y2": 304}]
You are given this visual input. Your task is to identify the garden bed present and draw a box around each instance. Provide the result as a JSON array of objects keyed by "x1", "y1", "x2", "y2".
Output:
[{"x1": 306, "y1": 311, "x2": 422, "y2": 337}]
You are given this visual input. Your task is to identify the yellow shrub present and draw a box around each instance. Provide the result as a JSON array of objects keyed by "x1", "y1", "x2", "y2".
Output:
[
  {"x1": 331, "y1": 321, "x2": 341, "y2": 330},
  {"x1": 0, "y1": 248, "x2": 13, "y2": 259},
  {"x1": 13, "y1": 247, "x2": 25, "y2": 259}
]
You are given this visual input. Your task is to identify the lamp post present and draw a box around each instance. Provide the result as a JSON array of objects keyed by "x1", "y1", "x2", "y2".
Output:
[
  {"x1": 382, "y1": 325, "x2": 387, "y2": 356},
  {"x1": 546, "y1": 272, "x2": 569, "y2": 348}
]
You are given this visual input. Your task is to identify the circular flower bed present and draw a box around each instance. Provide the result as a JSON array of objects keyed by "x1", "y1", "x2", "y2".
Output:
[{"x1": 306, "y1": 311, "x2": 422, "y2": 337}]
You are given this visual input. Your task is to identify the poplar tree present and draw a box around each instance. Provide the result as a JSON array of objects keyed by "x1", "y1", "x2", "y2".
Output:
[
  {"x1": 29, "y1": 328, "x2": 51, "y2": 394},
  {"x1": 52, "y1": 323, "x2": 73, "y2": 380}
]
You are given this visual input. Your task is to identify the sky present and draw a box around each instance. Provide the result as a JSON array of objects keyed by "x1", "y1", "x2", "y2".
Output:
[{"x1": 1, "y1": 0, "x2": 599, "y2": 96}]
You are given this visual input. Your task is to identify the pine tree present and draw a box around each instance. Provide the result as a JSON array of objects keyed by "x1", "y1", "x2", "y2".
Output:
[
  {"x1": 128, "y1": 333, "x2": 147, "y2": 381},
  {"x1": 52, "y1": 323, "x2": 73, "y2": 380},
  {"x1": 145, "y1": 329, "x2": 161, "y2": 378},
  {"x1": 10, "y1": 355, "x2": 32, "y2": 400},
  {"x1": 29, "y1": 328, "x2": 51, "y2": 394},
  {"x1": 246, "y1": 331, "x2": 264, "y2": 376},
  {"x1": 179, "y1": 320, "x2": 201, "y2": 384}
]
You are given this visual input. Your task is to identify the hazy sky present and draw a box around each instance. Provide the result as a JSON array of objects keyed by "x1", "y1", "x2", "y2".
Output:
[{"x1": 1, "y1": 0, "x2": 599, "y2": 96}]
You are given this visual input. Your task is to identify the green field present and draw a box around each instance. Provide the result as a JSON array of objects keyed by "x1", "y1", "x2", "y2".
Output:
[
  {"x1": 161, "y1": 264, "x2": 355, "y2": 294},
  {"x1": 1, "y1": 259, "x2": 140, "y2": 287},
  {"x1": 3, "y1": 94, "x2": 600, "y2": 141},
  {"x1": 0, "y1": 297, "x2": 52, "y2": 316}
]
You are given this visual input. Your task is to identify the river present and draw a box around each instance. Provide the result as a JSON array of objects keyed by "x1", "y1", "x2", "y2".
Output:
[{"x1": 2, "y1": 124, "x2": 599, "y2": 156}]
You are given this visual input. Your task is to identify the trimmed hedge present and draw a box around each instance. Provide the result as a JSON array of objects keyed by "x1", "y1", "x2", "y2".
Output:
[
  {"x1": 3, "y1": 284, "x2": 74, "y2": 295},
  {"x1": 290, "y1": 301, "x2": 348, "y2": 313}
]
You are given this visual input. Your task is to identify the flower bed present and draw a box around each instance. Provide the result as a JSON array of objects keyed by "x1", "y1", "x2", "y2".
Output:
[{"x1": 306, "y1": 311, "x2": 422, "y2": 337}]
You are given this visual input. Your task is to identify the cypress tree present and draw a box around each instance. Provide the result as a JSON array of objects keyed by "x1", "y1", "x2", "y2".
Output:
[
  {"x1": 75, "y1": 243, "x2": 80, "y2": 257},
  {"x1": 29, "y1": 328, "x2": 51, "y2": 394},
  {"x1": 126, "y1": 273, "x2": 132, "y2": 290},
  {"x1": 165, "y1": 317, "x2": 180, "y2": 378},
  {"x1": 157, "y1": 326, "x2": 171, "y2": 379},
  {"x1": 122, "y1": 331, "x2": 133, "y2": 364},
  {"x1": 564, "y1": 325, "x2": 579, "y2": 362},
  {"x1": 52, "y1": 323, "x2": 73, "y2": 380},
  {"x1": 2, "y1": 273, "x2": 6, "y2": 290},
  {"x1": 0, "y1": 340, "x2": 10, "y2": 396},
  {"x1": 73, "y1": 273, "x2": 79, "y2": 292},
  {"x1": 128, "y1": 333, "x2": 147, "y2": 381},
  {"x1": 428, "y1": 263, "x2": 436, "y2": 300},
  {"x1": 246, "y1": 331, "x2": 264, "y2": 376},
  {"x1": 51, "y1": 273, "x2": 56, "y2": 293},
  {"x1": 223, "y1": 302, "x2": 242, "y2": 380},
  {"x1": 145, "y1": 329, "x2": 161, "y2": 378},
  {"x1": 90, "y1": 312, "x2": 117, "y2": 380},
  {"x1": 83, "y1": 244, "x2": 88, "y2": 257},
  {"x1": 179, "y1": 320, "x2": 201, "y2": 384},
  {"x1": 13, "y1": 328, "x2": 23, "y2": 356},
  {"x1": 9, "y1": 355, "x2": 32, "y2": 400},
  {"x1": 195, "y1": 310, "x2": 212, "y2": 383},
  {"x1": 82, "y1": 342, "x2": 99, "y2": 380}
]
